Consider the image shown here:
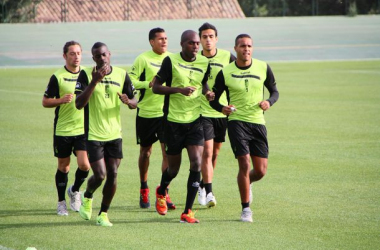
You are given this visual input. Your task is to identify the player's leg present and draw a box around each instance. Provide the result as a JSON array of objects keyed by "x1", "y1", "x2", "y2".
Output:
[
  {"x1": 160, "y1": 142, "x2": 176, "y2": 209},
  {"x1": 212, "y1": 141, "x2": 223, "y2": 168},
  {"x1": 200, "y1": 139, "x2": 215, "y2": 207},
  {"x1": 237, "y1": 154, "x2": 253, "y2": 222},
  {"x1": 56, "y1": 157, "x2": 70, "y2": 216},
  {"x1": 138, "y1": 145, "x2": 153, "y2": 208}
]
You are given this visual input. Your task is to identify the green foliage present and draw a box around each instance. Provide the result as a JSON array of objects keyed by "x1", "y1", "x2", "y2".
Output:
[
  {"x1": 1, "y1": 0, "x2": 40, "y2": 23},
  {"x1": 1, "y1": 60, "x2": 380, "y2": 249},
  {"x1": 347, "y1": 1, "x2": 358, "y2": 16}
]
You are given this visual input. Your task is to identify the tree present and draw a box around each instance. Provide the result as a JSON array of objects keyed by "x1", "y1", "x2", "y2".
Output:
[{"x1": 1, "y1": 0, "x2": 40, "y2": 23}]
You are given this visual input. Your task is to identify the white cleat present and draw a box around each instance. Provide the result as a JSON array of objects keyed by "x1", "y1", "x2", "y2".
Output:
[
  {"x1": 67, "y1": 185, "x2": 81, "y2": 212},
  {"x1": 240, "y1": 207, "x2": 253, "y2": 222},
  {"x1": 57, "y1": 200, "x2": 68, "y2": 216},
  {"x1": 198, "y1": 187, "x2": 206, "y2": 206},
  {"x1": 206, "y1": 192, "x2": 217, "y2": 208}
]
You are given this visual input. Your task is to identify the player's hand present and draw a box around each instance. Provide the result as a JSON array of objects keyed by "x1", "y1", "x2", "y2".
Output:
[
  {"x1": 259, "y1": 100, "x2": 270, "y2": 111},
  {"x1": 118, "y1": 92, "x2": 130, "y2": 104},
  {"x1": 222, "y1": 105, "x2": 236, "y2": 115},
  {"x1": 205, "y1": 90, "x2": 215, "y2": 101},
  {"x1": 92, "y1": 64, "x2": 108, "y2": 83},
  {"x1": 60, "y1": 94, "x2": 73, "y2": 104},
  {"x1": 181, "y1": 86, "x2": 197, "y2": 96}
]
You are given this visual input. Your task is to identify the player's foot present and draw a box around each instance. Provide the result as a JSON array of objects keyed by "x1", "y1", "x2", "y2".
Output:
[
  {"x1": 79, "y1": 193, "x2": 93, "y2": 220},
  {"x1": 198, "y1": 187, "x2": 206, "y2": 206},
  {"x1": 96, "y1": 212, "x2": 113, "y2": 227},
  {"x1": 166, "y1": 191, "x2": 176, "y2": 210},
  {"x1": 67, "y1": 185, "x2": 81, "y2": 212},
  {"x1": 139, "y1": 188, "x2": 150, "y2": 209},
  {"x1": 57, "y1": 200, "x2": 68, "y2": 216},
  {"x1": 206, "y1": 192, "x2": 217, "y2": 208},
  {"x1": 249, "y1": 184, "x2": 253, "y2": 205},
  {"x1": 180, "y1": 209, "x2": 199, "y2": 223},
  {"x1": 155, "y1": 186, "x2": 167, "y2": 215},
  {"x1": 240, "y1": 207, "x2": 253, "y2": 222}
]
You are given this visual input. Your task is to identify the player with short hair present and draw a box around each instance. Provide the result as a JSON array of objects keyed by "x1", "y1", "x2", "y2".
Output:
[
  {"x1": 128, "y1": 27, "x2": 175, "y2": 209},
  {"x1": 197, "y1": 22, "x2": 236, "y2": 208},
  {"x1": 75, "y1": 42, "x2": 137, "y2": 226},
  {"x1": 42, "y1": 41, "x2": 90, "y2": 216},
  {"x1": 152, "y1": 30, "x2": 214, "y2": 223},
  {"x1": 210, "y1": 34, "x2": 279, "y2": 222}
]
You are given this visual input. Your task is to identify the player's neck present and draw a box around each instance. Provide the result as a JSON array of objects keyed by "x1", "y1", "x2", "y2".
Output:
[
  {"x1": 66, "y1": 64, "x2": 80, "y2": 73},
  {"x1": 236, "y1": 58, "x2": 252, "y2": 68},
  {"x1": 202, "y1": 48, "x2": 216, "y2": 58}
]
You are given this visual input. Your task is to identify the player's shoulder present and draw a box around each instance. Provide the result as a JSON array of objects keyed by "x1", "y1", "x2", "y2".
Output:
[
  {"x1": 111, "y1": 66, "x2": 126, "y2": 75},
  {"x1": 53, "y1": 66, "x2": 67, "y2": 77},
  {"x1": 217, "y1": 48, "x2": 232, "y2": 56},
  {"x1": 252, "y1": 58, "x2": 268, "y2": 69}
]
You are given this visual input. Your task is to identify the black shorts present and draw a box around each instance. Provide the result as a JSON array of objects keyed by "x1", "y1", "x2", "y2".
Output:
[
  {"x1": 202, "y1": 116, "x2": 228, "y2": 143},
  {"x1": 86, "y1": 138, "x2": 123, "y2": 163},
  {"x1": 136, "y1": 116, "x2": 164, "y2": 147},
  {"x1": 227, "y1": 120, "x2": 268, "y2": 158},
  {"x1": 164, "y1": 118, "x2": 204, "y2": 155},
  {"x1": 53, "y1": 134, "x2": 87, "y2": 158}
]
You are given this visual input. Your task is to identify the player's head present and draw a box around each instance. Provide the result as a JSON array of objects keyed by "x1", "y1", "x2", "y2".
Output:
[
  {"x1": 91, "y1": 42, "x2": 111, "y2": 68},
  {"x1": 234, "y1": 34, "x2": 252, "y2": 63},
  {"x1": 149, "y1": 27, "x2": 167, "y2": 55},
  {"x1": 198, "y1": 23, "x2": 218, "y2": 53},
  {"x1": 63, "y1": 41, "x2": 82, "y2": 69},
  {"x1": 180, "y1": 30, "x2": 200, "y2": 60}
]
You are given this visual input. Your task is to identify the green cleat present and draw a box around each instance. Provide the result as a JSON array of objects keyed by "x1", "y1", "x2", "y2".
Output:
[
  {"x1": 96, "y1": 212, "x2": 113, "y2": 227},
  {"x1": 79, "y1": 193, "x2": 92, "y2": 220}
]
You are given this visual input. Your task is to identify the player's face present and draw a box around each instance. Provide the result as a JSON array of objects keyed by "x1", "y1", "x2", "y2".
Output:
[
  {"x1": 181, "y1": 34, "x2": 200, "y2": 60},
  {"x1": 235, "y1": 37, "x2": 252, "y2": 62},
  {"x1": 200, "y1": 29, "x2": 218, "y2": 52},
  {"x1": 64, "y1": 45, "x2": 82, "y2": 68},
  {"x1": 92, "y1": 46, "x2": 111, "y2": 68},
  {"x1": 151, "y1": 32, "x2": 168, "y2": 55}
]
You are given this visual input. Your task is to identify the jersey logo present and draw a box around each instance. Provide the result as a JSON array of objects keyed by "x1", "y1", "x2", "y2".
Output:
[
  {"x1": 178, "y1": 63, "x2": 203, "y2": 73},
  {"x1": 75, "y1": 82, "x2": 82, "y2": 89}
]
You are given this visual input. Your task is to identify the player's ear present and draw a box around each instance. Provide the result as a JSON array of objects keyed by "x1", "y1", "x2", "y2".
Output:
[
  {"x1": 149, "y1": 39, "x2": 154, "y2": 47},
  {"x1": 63, "y1": 53, "x2": 67, "y2": 60}
]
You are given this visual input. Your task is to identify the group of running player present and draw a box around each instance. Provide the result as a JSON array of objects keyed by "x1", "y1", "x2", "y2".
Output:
[{"x1": 43, "y1": 22, "x2": 279, "y2": 226}]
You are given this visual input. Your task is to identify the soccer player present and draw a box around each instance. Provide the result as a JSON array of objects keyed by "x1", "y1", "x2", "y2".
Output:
[
  {"x1": 197, "y1": 22, "x2": 236, "y2": 208},
  {"x1": 152, "y1": 30, "x2": 214, "y2": 223},
  {"x1": 42, "y1": 41, "x2": 90, "y2": 216},
  {"x1": 75, "y1": 42, "x2": 137, "y2": 227},
  {"x1": 128, "y1": 27, "x2": 175, "y2": 209},
  {"x1": 210, "y1": 34, "x2": 279, "y2": 222}
]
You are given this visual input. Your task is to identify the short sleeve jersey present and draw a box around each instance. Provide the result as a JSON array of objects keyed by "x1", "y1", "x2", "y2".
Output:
[
  {"x1": 75, "y1": 66, "x2": 136, "y2": 141},
  {"x1": 128, "y1": 50, "x2": 171, "y2": 118},
  {"x1": 156, "y1": 53, "x2": 210, "y2": 123},
  {"x1": 199, "y1": 49, "x2": 235, "y2": 118},
  {"x1": 213, "y1": 58, "x2": 277, "y2": 125},
  {"x1": 44, "y1": 66, "x2": 85, "y2": 136}
]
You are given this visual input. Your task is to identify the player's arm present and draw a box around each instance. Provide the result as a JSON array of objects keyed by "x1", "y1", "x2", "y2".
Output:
[
  {"x1": 201, "y1": 64, "x2": 215, "y2": 101},
  {"x1": 259, "y1": 64, "x2": 279, "y2": 111},
  {"x1": 42, "y1": 75, "x2": 73, "y2": 108},
  {"x1": 210, "y1": 71, "x2": 235, "y2": 115},
  {"x1": 152, "y1": 57, "x2": 195, "y2": 96},
  {"x1": 119, "y1": 73, "x2": 138, "y2": 109},
  {"x1": 128, "y1": 56, "x2": 151, "y2": 89},
  {"x1": 76, "y1": 66, "x2": 107, "y2": 110}
]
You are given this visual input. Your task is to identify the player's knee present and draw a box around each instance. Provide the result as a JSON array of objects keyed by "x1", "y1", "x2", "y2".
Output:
[
  {"x1": 107, "y1": 170, "x2": 118, "y2": 183},
  {"x1": 167, "y1": 168, "x2": 179, "y2": 178},
  {"x1": 78, "y1": 163, "x2": 90, "y2": 171},
  {"x1": 140, "y1": 147, "x2": 152, "y2": 159},
  {"x1": 190, "y1": 160, "x2": 202, "y2": 172}
]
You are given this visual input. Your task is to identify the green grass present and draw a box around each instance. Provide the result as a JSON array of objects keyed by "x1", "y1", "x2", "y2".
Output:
[{"x1": 0, "y1": 60, "x2": 379, "y2": 250}]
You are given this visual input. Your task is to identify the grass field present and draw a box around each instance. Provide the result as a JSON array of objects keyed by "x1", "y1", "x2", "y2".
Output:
[{"x1": 0, "y1": 59, "x2": 379, "y2": 250}]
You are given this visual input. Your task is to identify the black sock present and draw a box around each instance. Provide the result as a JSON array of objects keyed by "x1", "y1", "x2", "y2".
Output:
[
  {"x1": 158, "y1": 169, "x2": 174, "y2": 195},
  {"x1": 199, "y1": 179, "x2": 204, "y2": 189},
  {"x1": 241, "y1": 202, "x2": 249, "y2": 210},
  {"x1": 72, "y1": 168, "x2": 89, "y2": 192},
  {"x1": 140, "y1": 181, "x2": 148, "y2": 189},
  {"x1": 55, "y1": 170, "x2": 68, "y2": 202},
  {"x1": 99, "y1": 203, "x2": 110, "y2": 215},
  {"x1": 204, "y1": 183, "x2": 212, "y2": 195},
  {"x1": 84, "y1": 190, "x2": 93, "y2": 199},
  {"x1": 184, "y1": 170, "x2": 200, "y2": 214}
]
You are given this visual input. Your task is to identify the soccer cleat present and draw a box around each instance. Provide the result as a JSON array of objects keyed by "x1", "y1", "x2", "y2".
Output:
[
  {"x1": 79, "y1": 193, "x2": 93, "y2": 220},
  {"x1": 57, "y1": 200, "x2": 68, "y2": 216},
  {"x1": 180, "y1": 209, "x2": 199, "y2": 223},
  {"x1": 249, "y1": 184, "x2": 253, "y2": 205},
  {"x1": 166, "y1": 191, "x2": 176, "y2": 210},
  {"x1": 155, "y1": 186, "x2": 167, "y2": 215},
  {"x1": 96, "y1": 212, "x2": 113, "y2": 227},
  {"x1": 67, "y1": 185, "x2": 81, "y2": 212},
  {"x1": 139, "y1": 188, "x2": 150, "y2": 209},
  {"x1": 206, "y1": 192, "x2": 217, "y2": 208},
  {"x1": 197, "y1": 187, "x2": 206, "y2": 206},
  {"x1": 240, "y1": 207, "x2": 253, "y2": 222}
]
